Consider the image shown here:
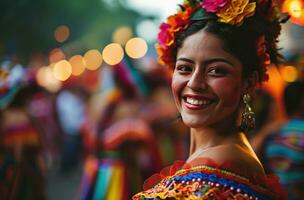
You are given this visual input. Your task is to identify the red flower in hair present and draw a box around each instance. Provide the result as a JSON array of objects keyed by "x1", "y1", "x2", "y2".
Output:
[
  {"x1": 158, "y1": 23, "x2": 174, "y2": 49},
  {"x1": 156, "y1": 4, "x2": 195, "y2": 67}
]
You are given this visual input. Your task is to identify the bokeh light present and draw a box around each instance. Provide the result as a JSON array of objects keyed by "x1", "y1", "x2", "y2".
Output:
[
  {"x1": 125, "y1": 37, "x2": 148, "y2": 59},
  {"x1": 83, "y1": 49, "x2": 103, "y2": 70},
  {"x1": 280, "y1": 65, "x2": 298, "y2": 82},
  {"x1": 54, "y1": 25, "x2": 70, "y2": 43},
  {"x1": 263, "y1": 65, "x2": 285, "y2": 100},
  {"x1": 262, "y1": 65, "x2": 286, "y2": 119},
  {"x1": 102, "y1": 43, "x2": 124, "y2": 65},
  {"x1": 136, "y1": 20, "x2": 158, "y2": 42},
  {"x1": 112, "y1": 26, "x2": 133, "y2": 46},
  {"x1": 69, "y1": 55, "x2": 86, "y2": 76},
  {"x1": 289, "y1": 0, "x2": 302, "y2": 18},
  {"x1": 283, "y1": 0, "x2": 304, "y2": 26},
  {"x1": 36, "y1": 66, "x2": 62, "y2": 92},
  {"x1": 52, "y1": 60, "x2": 72, "y2": 81},
  {"x1": 49, "y1": 48, "x2": 65, "y2": 63}
]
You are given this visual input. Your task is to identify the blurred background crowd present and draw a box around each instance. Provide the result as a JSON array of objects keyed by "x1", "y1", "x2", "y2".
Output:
[{"x1": 0, "y1": 0, "x2": 303, "y2": 199}]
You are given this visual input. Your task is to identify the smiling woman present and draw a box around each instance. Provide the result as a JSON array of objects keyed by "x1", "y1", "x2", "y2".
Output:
[
  {"x1": 133, "y1": 0, "x2": 288, "y2": 199},
  {"x1": 173, "y1": 30, "x2": 243, "y2": 130}
]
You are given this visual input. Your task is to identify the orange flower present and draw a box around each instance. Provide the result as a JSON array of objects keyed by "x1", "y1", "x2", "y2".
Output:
[
  {"x1": 216, "y1": 0, "x2": 256, "y2": 26},
  {"x1": 156, "y1": 3, "x2": 195, "y2": 67}
]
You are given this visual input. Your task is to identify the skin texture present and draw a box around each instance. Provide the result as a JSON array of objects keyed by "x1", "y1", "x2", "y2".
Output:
[
  {"x1": 173, "y1": 29, "x2": 243, "y2": 129},
  {"x1": 171, "y1": 29, "x2": 264, "y2": 177}
]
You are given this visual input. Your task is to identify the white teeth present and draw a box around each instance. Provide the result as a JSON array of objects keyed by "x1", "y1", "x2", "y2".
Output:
[{"x1": 186, "y1": 97, "x2": 211, "y2": 105}]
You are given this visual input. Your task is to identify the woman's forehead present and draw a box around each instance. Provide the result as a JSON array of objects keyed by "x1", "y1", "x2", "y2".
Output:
[
  {"x1": 176, "y1": 29, "x2": 241, "y2": 66},
  {"x1": 180, "y1": 30, "x2": 224, "y2": 51}
]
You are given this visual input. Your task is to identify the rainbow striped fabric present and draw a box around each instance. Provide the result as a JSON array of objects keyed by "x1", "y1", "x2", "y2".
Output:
[
  {"x1": 78, "y1": 156, "x2": 129, "y2": 200},
  {"x1": 264, "y1": 119, "x2": 304, "y2": 199}
]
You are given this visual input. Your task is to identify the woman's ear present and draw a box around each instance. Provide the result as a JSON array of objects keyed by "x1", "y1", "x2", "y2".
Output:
[{"x1": 243, "y1": 71, "x2": 259, "y2": 94}]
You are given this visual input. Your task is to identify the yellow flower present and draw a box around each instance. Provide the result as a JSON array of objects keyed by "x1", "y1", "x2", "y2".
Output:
[{"x1": 216, "y1": 0, "x2": 256, "y2": 26}]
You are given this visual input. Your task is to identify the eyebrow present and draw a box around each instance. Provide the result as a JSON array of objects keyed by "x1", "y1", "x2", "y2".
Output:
[
  {"x1": 176, "y1": 57, "x2": 234, "y2": 66},
  {"x1": 176, "y1": 57, "x2": 195, "y2": 64}
]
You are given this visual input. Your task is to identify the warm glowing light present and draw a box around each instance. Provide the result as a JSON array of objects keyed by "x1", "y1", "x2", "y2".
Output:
[
  {"x1": 52, "y1": 60, "x2": 72, "y2": 81},
  {"x1": 112, "y1": 26, "x2": 133, "y2": 46},
  {"x1": 125, "y1": 37, "x2": 148, "y2": 59},
  {"x1": 69, "y1": 55, "x2": 86, "y2": 76},
  {"x1": 280, "y1": 65, "x2": 298, "y2": 82},
  {"x1": 49, "y1": 48, "x2": 65, "y2": 63},
  {"x1": 54, "y1": 25, "x2": 70, "y2": 43},
  {"x1": 283, "y1": 0, "x2": 304, "y2": 26},
  {"x1": 36, "y1": 66, "x2": 62, "y2": 92},
  {"x1": 262, "y1": 65, "x2": 285, "y2": 99},
  {"x1": 262, "y1": 66, "x2": 286, "y2": 120},
  {"x1": 102, "y1": 43, "x2": 124, "y2": 65},
  {"x1": 36, "y1": 66, "x2": 49, "y2": 86},
  {"x1": 289, "y1": 0, "x2": 302, "y2": 18},
  {"x1": 83, "y1": 49, "x2": 103, "y2": 70}
]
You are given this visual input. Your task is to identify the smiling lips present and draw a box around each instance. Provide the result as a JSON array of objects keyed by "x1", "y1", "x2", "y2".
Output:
[{"x1": 183, "y1": 95, "x2": 214, "y2": 110}]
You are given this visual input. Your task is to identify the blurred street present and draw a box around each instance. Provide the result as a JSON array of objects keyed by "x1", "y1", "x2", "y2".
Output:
[{"x1": 0, "y1": 0, "x2": 304, "y2": 199}]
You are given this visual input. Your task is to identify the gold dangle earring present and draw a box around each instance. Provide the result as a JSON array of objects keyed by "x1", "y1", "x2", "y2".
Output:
[{"x1": 240, "y1": 93, "x2": 255, "y2": 132}]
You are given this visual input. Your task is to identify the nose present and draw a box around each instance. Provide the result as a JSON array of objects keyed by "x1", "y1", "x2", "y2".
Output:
[{"x1": 187, "y1": 68, "x2": 207, "y2": 91}]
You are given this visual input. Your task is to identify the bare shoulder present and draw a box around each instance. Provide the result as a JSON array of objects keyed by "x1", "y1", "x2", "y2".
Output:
[{"x1": 197, "y1": 144, "x2": 265, "y2": 178}]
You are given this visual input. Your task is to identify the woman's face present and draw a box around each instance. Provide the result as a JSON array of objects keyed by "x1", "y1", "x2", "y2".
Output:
[{"x1": 172, "y1": 29, "x2": 244, "y2": 129}]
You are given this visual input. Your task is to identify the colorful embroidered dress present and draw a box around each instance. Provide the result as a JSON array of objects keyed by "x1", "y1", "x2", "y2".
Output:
[
  {"x1": 0, "y1": 123, "x2": 44, "y2": 200},
  {"x1": 133, "y1": 160, "x2": 287, "y2": 200}
]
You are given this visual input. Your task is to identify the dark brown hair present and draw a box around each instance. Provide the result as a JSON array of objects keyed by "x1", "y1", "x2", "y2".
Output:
[{"x1": 173, "y1": 1, "x2": 283, "y2": 83}]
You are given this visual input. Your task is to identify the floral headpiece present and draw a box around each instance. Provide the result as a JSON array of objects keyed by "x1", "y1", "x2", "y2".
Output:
[{"x1": 156, "y1": 0, "x2": 282, "y2": 81}]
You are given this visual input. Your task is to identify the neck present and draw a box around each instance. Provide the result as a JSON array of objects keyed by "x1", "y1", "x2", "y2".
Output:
[{"x1": 189, "y1": 120, "x2": 240, "y2": 156}]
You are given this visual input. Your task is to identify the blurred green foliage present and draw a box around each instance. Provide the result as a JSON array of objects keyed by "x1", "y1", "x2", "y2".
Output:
[{"x1": 0, "y1": 0, "x2": 142, "y2": 64}]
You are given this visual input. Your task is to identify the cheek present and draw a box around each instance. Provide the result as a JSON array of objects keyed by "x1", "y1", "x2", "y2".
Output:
[
  {"x1": 211, "y1": 78, "x2": 242, "y2": 106},
  {"x1": 171, "y1": 77, "x2": 181, "y2": 102},
  {"x1": 171, "y1": 74, "x2": 185, "y2": 105}
]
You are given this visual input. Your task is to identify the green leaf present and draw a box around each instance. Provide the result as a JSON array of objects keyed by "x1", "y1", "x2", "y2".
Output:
[
  {"x1": 190, "y1": 9, "x2": 216, "y2": 21},
  {"x1": 187, "y1": 0, "x2": 200, "y2": 7}
]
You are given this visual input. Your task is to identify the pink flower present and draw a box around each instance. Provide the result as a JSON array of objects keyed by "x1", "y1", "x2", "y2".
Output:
[
  {"x1": 157, "y1": 23, "x2": 173, "y2": 48},
  {"x1": 156, "y1": 4, "x2": 193, "y2": 67},
  {"x1": 201, "y1": 0, "x2": 229, "y2": 13}
]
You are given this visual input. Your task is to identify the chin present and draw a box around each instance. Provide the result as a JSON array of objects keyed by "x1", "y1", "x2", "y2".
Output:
[{"x1": 181, "y1": 115, "x2": 210, "y2": 128}]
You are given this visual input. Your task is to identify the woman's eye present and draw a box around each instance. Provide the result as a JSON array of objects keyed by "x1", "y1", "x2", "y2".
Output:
[
  {"x1": 176, "y1": 65, "x2": 192, "y2": 72},
  {"x1": 207, "y1": 67, "x2": 227, "y2": 76}
]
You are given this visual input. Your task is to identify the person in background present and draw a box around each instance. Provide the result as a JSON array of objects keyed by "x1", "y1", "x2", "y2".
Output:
[
  {"x1": 56, "y1": 87, "x2": 86, "y2": 173},
  {"x1": 249, "y1": 89, "x2": 285, "y2": 160},
  {"x1": 262, "y1": 81, "x2": 304, "y2": 200},
  {"x1": 0, "y1": 85, "x2": 46, "y2": 200}
]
